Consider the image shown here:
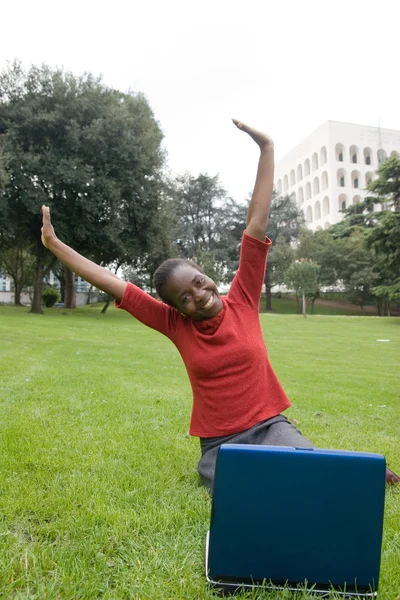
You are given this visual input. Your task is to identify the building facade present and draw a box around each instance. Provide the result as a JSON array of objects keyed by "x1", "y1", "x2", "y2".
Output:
[{"x1": 275, "y1": 121, "x2": 400, "y2": 230}]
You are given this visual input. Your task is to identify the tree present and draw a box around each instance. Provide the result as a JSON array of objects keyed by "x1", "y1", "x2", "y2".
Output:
[
  {"x1": 284, "y1": 260, "x2": 320, "y2": 317},
  {"x1": 0, "y1": 243, "x2": 36, "y2": 305},
  {"x1": 173, "y1": 172, "x2": 227, "y2": 258},
  {"x1": 0, "y1": 61, "x2": 165, "y2": 313},
  {"x1": 172, "y1": 172, "x2": 247, "y2": 284},
  {"x1": 264, "y1": 192, "x2": 305, "y2": 310},
  {"x1": 367, "y1": 154, "x2": 400, "y2": 212},
  {"x1": 267, "y1": 235, "x2": 295, "y2": 289},
  {"x1": 0, "y1": 138, "x2": 8, "y2": 192}
]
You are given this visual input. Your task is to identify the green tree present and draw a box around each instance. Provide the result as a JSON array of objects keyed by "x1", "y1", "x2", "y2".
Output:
[
  {"x1": 0, "y1": 243, "x2": 36, "y2": 305},
  {"x1": 284, "y1": 260, "x2": 320, "y2": 317},
  {"x1": 268, "y1": 235, "x2": 295, "y2": 289},
  {"x1": 173, "y1": 172, "x2": 227, "y2": 258},
  {"x1": 264, "y1": 192, "x2": 305, "y2": 310},
  {"x1": 367, "y1": 154, "x2": 400, "y2": 212},
  {"x1": 172, "y1": 172, "x2": 247, "y2": 285},
  {"x1": 0, "y1": 61, "x2": 165, "y2": 313}
]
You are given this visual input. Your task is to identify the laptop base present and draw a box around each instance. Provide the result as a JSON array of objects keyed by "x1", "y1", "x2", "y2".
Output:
[{"x1": 206, "y1": 531, "x2": 377, "y2": 598}]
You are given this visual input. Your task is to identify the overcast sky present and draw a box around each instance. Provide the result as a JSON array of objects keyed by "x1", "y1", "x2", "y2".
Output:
[{"x1": 2, "y1": 0, "x2": 399, "y2": 201}]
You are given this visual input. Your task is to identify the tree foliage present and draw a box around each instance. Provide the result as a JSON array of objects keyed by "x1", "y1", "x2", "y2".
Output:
[
  {"x1": 367, "y1": 154, "x2": 400, "y2": 211},
  {"x1": 264, "y1": 192, "x2": 305, "y2": 310},
  {"x1": 0, "y1": 60, "x2": 165, "y2": 312},
  {"x1": 172, "y1": 172, "x2": 247, "y2": 284},
  {"x1": 284, "y1": 260, "x2": 320, "y2": 317}
]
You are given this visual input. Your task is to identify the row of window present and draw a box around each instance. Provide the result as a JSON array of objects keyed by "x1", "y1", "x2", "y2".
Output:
[
  {"x1": 291, "y1": 170, "x2": 373, "y2": 202},
  {"x1": 277, "y1": 147, "x2": 397, "y2": 192},
  {"x1": 302, "y1": 194, "x2": 361, "y2": 223}
]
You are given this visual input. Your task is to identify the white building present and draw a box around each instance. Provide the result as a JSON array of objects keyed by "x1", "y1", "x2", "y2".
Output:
[{"x1": 275, "y1": 121, "x2": 400, "y2": 230}]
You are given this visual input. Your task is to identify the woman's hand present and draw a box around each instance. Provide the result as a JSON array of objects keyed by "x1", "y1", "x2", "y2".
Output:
[
  {"x1": 41, "y1": 205, "x2": 57, "y2": 249},
  {"x1": 232, "y1": 119, "x2": 274, "y2": 151}
]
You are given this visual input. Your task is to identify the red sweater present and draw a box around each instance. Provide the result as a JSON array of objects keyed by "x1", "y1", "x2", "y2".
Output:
[{"x1": 116, "y1": 232, "x2": 291, "y2": 437}]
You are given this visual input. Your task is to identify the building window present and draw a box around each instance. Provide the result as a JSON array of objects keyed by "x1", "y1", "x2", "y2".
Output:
[
  {"x1": 283, "y1": 175, "x2": 289, "y2": 191},
  {"x1": 306, "y1": 206, "x2": 313, "y2": 223},
  {"x1": 338, "y1": 194, "x2": 347, "y2": 211},
  {"x1": 323, "y1": 196, "x2": 330, "y2": 216},
  {"x1": 298, "y1": 187, "x2": 304, "y2": 204},
  {"x1": 312, "y1": 152, "x2": 319, "y2": 171},
  {"x1": 304, "y1": 159, "x2": 310, "y2": 176},
  {"x1": 321, "y1": 171, "x2": 328, "y2": 190},
  {"x1": 350, "y1": 145, "x2": 359, "y2": 164},
  {"x1": 335, "y1": 143, "x2": 345, "y2": 162},
  {"x1": 364, "y1": 147, "x2": 372, "y2": 166},
  {"x1": 305, "y1": 182, "x2": 311, "y2": 200},
  {"x1": 320, "y1": 146, "x2": 327, "y2": 165},
  {"x1": 313, "y1": 177, "x2": 320, "y2": 196},
  {"x1": 297, "y1": 164, "x2": 303, "y2": 181},
  {"x1": 351, "y1": 170, "x2": 360, "y2": 189},
  {"x1": 290, "y1": 169, "x2": 296, "y2": 186},
  {"x1": 315, "y1": 201, "x2": 321, "y2": 220},
  {"x1": 365, "y1": 172, "x2": 373, "y2": 186},
  {"x1": 377, "y1": 149, "x2": 387, "y2": 164}
]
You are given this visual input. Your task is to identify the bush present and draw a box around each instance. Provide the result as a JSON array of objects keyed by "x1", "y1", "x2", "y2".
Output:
[{"x1": 42, "y1": 287, "x2": 60, "y2": 307}]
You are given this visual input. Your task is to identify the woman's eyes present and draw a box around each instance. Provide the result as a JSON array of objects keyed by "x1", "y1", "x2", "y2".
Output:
[{"x1": 181, "y1": 278, "x2": 204, "y2": 303}]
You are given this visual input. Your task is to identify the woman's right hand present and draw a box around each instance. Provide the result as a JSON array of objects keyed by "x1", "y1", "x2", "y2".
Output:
[{"x1": 41, "y1": 205, "x2": 57, "y2": 249}]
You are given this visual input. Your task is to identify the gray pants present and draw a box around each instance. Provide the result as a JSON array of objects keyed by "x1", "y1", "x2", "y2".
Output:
[{"x1": 198, "y1": 415, "x2": 314, "y2": 494}]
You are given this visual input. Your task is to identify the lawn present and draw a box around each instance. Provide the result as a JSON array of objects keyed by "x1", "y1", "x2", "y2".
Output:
[{"x1": 0, "y1": 305, "x2": 399, "y2": 599}]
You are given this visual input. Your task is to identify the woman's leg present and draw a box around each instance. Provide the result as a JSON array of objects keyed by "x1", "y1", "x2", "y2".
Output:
[{"x1": 197, "y1": 415, "x2": 311, "y2": 494}]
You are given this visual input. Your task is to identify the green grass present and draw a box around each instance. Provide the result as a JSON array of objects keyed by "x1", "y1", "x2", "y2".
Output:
[{"x1": 0, "y1": 305, "x2": 399, "y2": 599}]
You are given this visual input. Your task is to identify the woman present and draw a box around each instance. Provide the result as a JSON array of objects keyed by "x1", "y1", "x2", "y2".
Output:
[{"x1": 41, "y1": 120, "x2": 399, "y2": 492}]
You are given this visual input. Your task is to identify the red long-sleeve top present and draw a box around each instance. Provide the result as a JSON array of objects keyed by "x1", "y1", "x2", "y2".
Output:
[{"x1": 116, "y1": 232, "x2": 291, "y2": 437}]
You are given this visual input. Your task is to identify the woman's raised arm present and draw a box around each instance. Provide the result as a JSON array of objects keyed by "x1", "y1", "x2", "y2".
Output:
[
  {"x1": 233, "y1": 120, "x2": 274, "y2": 241},
  {"x1": 41, "y1": 205, "x2": 127, "y2": 303}
]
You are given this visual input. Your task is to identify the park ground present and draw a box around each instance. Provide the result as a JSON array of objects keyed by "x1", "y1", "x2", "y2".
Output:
[{"x1": 0, "y1": 305, "x2": 399, "y2": 599}]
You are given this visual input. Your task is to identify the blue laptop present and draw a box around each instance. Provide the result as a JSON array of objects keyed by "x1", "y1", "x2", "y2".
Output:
[{"x1": 206, "y1": 445, "x2": 386, "y2": 597}]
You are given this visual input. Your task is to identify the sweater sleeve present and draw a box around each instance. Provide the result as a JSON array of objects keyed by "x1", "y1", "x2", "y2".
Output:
[
  {"x1": 227, "y1": 232, "x2": 272, "y2": 308},
  {"x1": 115, "y1": 282, "x2": 179, "y2": 338}
]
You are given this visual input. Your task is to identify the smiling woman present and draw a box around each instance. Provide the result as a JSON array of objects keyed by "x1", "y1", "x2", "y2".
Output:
[
  {"x1": 40, "y1": 119, "x2": 400, "y2": 494},
  {"x1": 154, "y1": 261, "x2": 223, "y2": 320}
]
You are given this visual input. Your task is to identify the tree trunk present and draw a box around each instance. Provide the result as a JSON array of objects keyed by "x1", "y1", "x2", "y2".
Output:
[
  {"x1": 30, "y1": 241, "x2": 45, "y2": 314},
  {"x1": 86, "y1": 284, "x2": 94, "y2": 305},
  {"x1": 13, "y1": 279, "x2": 22, "y2": 306},
  {"x1": 264, "y1": 267, "x2": 272, "y2": 311},
  {"x1": 64, "y1": 265, "x2": 76, "y2": 309},
  {"x1": 265, "y1": 285, "x2": 272, "y2": 311},
  {"x1": 302, "y1": 292, "x2": 307, "y2": 318},
  {"x1": 101, "y1": 295, "x2": 112, "y2": 314}
]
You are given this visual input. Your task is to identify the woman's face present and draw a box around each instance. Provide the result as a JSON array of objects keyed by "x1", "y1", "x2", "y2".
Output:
[{"x1": 165, "y1": 264, "x2": 223, "y2": 321}]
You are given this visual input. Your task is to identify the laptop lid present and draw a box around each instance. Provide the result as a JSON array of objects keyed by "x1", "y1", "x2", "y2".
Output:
[{"x1": 207, "y1": 445, "x2": 386, "y2": 595}]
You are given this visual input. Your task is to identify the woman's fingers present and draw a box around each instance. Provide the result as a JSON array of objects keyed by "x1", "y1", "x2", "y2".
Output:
[
  {"x1": 41, "y1": 205, "x2": 56, "y2": 248},
  {"x1": 42, "y1": 204, "x2": 51, "y2": 223}
]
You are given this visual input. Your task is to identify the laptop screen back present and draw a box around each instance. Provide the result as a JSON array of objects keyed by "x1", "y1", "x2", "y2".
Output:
[{"x1": 208, "y1": 445, "x2": 385, "y2": 594}]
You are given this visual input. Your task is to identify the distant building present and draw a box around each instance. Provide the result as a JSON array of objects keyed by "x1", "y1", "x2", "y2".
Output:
[
  {"x1": 0, "y1": 272, "x2": 98, "y2": 306},
  {"x1": 274, "y1": 121, "x2": 400, "y2": 230}
]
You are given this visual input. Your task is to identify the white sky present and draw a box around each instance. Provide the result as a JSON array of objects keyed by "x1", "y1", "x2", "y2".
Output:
[{"x1": 2, "y1": 0, "x2": 400, "y2": 202}]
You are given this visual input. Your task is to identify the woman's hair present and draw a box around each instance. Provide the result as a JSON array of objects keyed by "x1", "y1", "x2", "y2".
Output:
[{"x1": 153, "y1": 258, "x2": 205, "y2": 306}]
